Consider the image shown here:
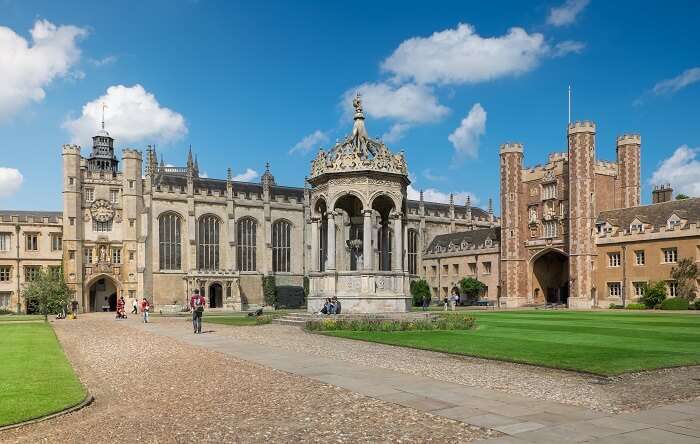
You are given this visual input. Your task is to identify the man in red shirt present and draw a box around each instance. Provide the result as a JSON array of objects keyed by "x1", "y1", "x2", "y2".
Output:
[{"x1": 190, "y1": 289, "x2": 206, "y2": 334}]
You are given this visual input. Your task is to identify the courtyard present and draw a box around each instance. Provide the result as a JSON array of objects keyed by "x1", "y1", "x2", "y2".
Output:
[{"x1": 3, "y1": 311, "x2": 700, "y2": 443}]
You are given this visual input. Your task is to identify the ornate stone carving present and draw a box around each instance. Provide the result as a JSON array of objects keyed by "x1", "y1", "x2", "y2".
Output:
[{"x1": 90, "y1": 199, "x2": 115, "y2": 222}]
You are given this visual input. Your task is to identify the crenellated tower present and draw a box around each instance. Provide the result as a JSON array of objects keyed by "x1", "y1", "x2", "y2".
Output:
[
  {"x1": 62, "y1": 143, "x2": 84, "y2": 307},
  {"x1": 499, "y1": 142, "x2": 527, "y2": 306},
  {"x1": 567, "y1": 121, "x2": 596, "y2": 308},
  {"x1": 616, "y1": 134, "x2": 641, "y2": 208}
]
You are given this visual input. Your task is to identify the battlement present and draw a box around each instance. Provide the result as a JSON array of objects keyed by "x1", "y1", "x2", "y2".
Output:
[
  {"x1": 567, "y1": 120, "x2": 596, "y2": 134},
  {"x1": 499, "y1": 142, "x2": 524, "y2": 154},
  {"x1": 122, "y1": 148, "x2": 142, "y2": 159},
  {"x1": 62, "y1": 144, "x2": 81, "y2": 154},
  {"x1": 548, "y1": 152, "x2": 568, "y2": 163},
  {"x1": 616, "y1": 134, "x2": 641, "y2": 145}
]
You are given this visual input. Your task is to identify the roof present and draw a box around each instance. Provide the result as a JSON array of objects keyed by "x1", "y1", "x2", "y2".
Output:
[
  {"x1": 425, "y1": 227, "x2": 500, "y2": 254},
  {"x1": 407, "y1": 200, "x2": 490, "y2": 219},
  {"x1": 157, "y1": 174, "x2": 305, "y2": 201},
  {"x1": 0, "y1": 210, "x2": 63, "y2": 224},
  {"x1": 597, "y1": 198, "x2": 700, "y2": 228}
]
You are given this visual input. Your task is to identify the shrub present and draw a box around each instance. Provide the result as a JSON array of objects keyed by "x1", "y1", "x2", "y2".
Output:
[
  {"x1": 626, "y1": 303, "x2": 646, "y2": 310},
  {"x1": 609, "y1": 303, "x2": 624, "y2": 309},
  {"x1": 254, "y1": 314, "x2": 276, "y2": 325},
  {"x1": 459, "y1": 277, "x2": 486, "y2": 305},
  {"x1": 276, "y1": 285, "x2": 305, "y2": 308},
  {"x1": 305, "y1": 313, "x2": 475, "y2": 332},
  {"x1": 0, "y1": 308, "x2": 15, "y2": 315},
  {"x1": 694, "y1": 300, "x2": 700, "y2": 310},
  {"x1": 660, "y1": 298, "x2": 689, "y2": 310},
  {"x1": 262, "y1": 275, "x2": 277, "y2": 307},
  {"x1": 641, "y1": 281, "x2": 667, "y2": 309},
  {"x1": 410, "y1": 279, "x2": 431, "y2": 307}
]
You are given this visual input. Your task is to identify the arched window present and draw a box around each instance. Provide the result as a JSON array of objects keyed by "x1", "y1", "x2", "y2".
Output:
[
  {"x1": 237, "y1": 217, "x2": 257, "y2": 271},
  {"x1": 159, "y1": 212, "x2": 182, "y2": 270},
  {"x1": 272, "y1": 220, "x2": 292, "y2": 273},
  {"x1": 197, "y1": 215, "x2": 220, "y2": 270},
  {"x1": 407, "y1": 229, "x2": 418, "y2": 275}
]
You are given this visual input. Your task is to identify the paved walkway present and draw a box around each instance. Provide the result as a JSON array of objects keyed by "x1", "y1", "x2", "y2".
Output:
[{"x1": 135, "y1": 320, "x2": 700, "y2": 443}]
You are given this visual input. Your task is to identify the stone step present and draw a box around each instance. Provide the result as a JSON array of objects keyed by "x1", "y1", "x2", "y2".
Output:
[{"x1": 271, "y1": 317, "x2": 307, "y2": 326}]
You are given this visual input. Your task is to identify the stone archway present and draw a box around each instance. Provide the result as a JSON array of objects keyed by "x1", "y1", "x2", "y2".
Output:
[
  {"x1": 86, "y1": 275, "x2": 120, "y2": 312},
  {"x1": 532, "y1": 249, "x2": 569, "y2": 304},
  {"x1": 209, "y1": 282, "x2": 223, "y2": 308}
]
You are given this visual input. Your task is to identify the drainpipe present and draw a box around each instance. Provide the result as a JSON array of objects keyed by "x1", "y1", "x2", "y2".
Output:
[
  {"x1": 437, "y1": 257, "x2": 441, "y2": 302},
  {"x1": 621, "y1": 245, "x2": 627, "y2": 307},
  {"x1": 15, "y1": 224, "x2": 20, "y2": 313}
]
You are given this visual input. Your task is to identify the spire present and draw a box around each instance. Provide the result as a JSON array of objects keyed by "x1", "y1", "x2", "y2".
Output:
[
  {"x1": 419, "y1": 189, "x2": 424, "y2": 202},
  {"x1": 488, "y1": 197, "x2": 493, "y2": 214},
  {"x1": 194, "y1": 154, "x2": 199, "y2": 172},
  {"x1": 227, "y1": 167, "x2": 232, "y2": 182},
  {"x1": 466, "y1": 195, "x2": 472, "y2": 221},
  {"x1": 101, "y1": 102, "x2": 107, "y2": 130},
  {"x1": 449, "y1": 193, "x2": 454, "y2": 206},
  {"x1": 187, "y1": 145, "x2": 193, "y2": 168}
]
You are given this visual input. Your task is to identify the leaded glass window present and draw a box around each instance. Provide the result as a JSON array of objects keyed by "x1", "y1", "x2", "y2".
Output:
[
  {"x1": 197, "y1": 215, "x2": 220, "y2": 270},
  {"x1": 272, "y1": 220, "x2": 291, "y2": 273},
  {"x1": 237, "y1": 218, "x2": 257, "y2": 271},
  {"x1": 159, "y1": 213, "x2": 182, "y2": 270}
]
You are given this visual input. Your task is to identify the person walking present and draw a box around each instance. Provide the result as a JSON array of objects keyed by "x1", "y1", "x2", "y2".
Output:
[
  {"x1": 450, "y1": 289, "x2": 459, "y2": 311},
  {"x1": 421, "y1": 295, "x2": 429, "y2": 311},
  {"x1": 141, "y1": 297, "x2": 150, "y2": 323},
  {"x1": 443, "y1": 296, "x2": 449, "y2": 311},
  {"x1": 190, "y1": 289, "x2": 206, "y2": 334},
  {"x1": 131, "y1": 298, "x2": 138, "y2": 315}
]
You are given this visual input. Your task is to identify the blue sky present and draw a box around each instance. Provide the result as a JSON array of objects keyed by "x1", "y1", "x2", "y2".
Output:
[{"x1": 1, "y1": 0, "x2": 699, "y2": 212}]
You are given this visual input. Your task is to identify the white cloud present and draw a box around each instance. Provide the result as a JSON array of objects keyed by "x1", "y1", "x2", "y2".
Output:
[
  {"x1": 89, "y1": 55, "x2": 117, "y2": 67},
  {"x1": 63, "y1": 84, "x2": 188, "y2": 147},
  {"x1": 552, "y1": 40, "x2": 586, "y2": 57},
  {"x1": 423, "y1": 168, "x2": 447, "y2": 181},
  {"x1": 407, "y1": 184, "x2": 478, "y2": 206},
  {"x1": 0, "y1": 19, "x2": 87, "y2": 120},
  {"x1": 652, "y1": 67, "x2": 700, "y2": 96},
  {"x1": 650, "y1": 145, "x2": 700, "y2": 196},
  {"x1": 381, "y1": 23, "x2": 551, "y2": 85},
  {"x1": 0, "y1": 167, "x2": 23, "y2": 198},
  {"x1": 289, "y1": 130, "x2": 328, "y2": 154},
  {"x1": 382, "y1": 123, "x2": 411, "y2": 143},
  {"x1": 232, "y1": 168, "x2": 259, "y2": 182},
  {"x1": 547, "y1": 0, "x2": 590, "y2": 27},
  {"x1": 342, "y1": 82, "x2": 449, "y2": 123},
  {"x1": 448, "y1": 103, "x2": 487, "y2": 160}
]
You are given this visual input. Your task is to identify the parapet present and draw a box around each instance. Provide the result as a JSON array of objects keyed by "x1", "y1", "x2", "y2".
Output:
[
  {"x1": 567, "y1": 120, "x2": 596, "y2": 134},
  {"x1": 499, "y1": 142, "x2": 524, "y2": 154},
  {"x1": 122, "y1": 148, "x2": 143, "y2": 159},
  {"x1": 616, "y1": 134, "x2": 641, "y2": 146},
  {"x1": 61, "y1": 144, "x2": 81, "y2": 155}
]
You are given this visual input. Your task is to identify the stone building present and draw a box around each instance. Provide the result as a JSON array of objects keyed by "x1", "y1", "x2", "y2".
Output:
[
  {"x1": 0, "y1": 211, "x2": 63, "y2": 311},
  {"x1": 595, "y1": 196, "x2": 700, "y2": 306},
  {"x1": 499, "y1": 121, "x2": 643, "y2": 308},
  {"x1": 3, "y1": 95, "x2": 499, "y2": 313},
  {"x1": 422, "y1": 226, "x2": 500, "y2": 303}
]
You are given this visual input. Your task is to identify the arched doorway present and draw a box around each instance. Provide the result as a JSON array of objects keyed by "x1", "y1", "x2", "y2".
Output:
[
  {"x1": 372, "y1": 195, "x2": 395, "y2": 272},
  {"x1": 209, "y1": 283, "x2": 223, "y2": 308},
  {"x1": 334, "y1": 194, "x2": 365, "y2": 271},
  {"x1": 532, "y1": 250, "x2": 569, "y2": 304},
  {"x1": 88, "y1": 276, "x2": 119, "y2": 312}
]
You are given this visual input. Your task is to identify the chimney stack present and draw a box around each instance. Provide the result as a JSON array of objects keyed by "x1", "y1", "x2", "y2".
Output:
[{"x1": 652, "y1": 184, "x2": 673, "y2": 204}]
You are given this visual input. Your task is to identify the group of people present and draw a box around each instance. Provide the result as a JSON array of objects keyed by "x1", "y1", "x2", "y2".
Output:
[
  {"x1": 419, "y1": 289, "x2": 460, "y2": 311},
  {"x1": 115, "y1": 296, "x2": 151, "y2": 322},
  {"x1": 318, "y1": 296, "x2": 342, "y2": 315}
]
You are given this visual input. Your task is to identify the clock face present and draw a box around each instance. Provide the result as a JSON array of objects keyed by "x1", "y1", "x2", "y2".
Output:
[{"x1": 90, "y1": 199, "x2": 114, "y2": 222}]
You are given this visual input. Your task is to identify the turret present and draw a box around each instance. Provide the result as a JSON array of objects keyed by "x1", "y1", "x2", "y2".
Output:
[
  {"x1": 616, "y1": 134, "x2": 641, "y2": 208},
  {"x1": 499, "y1": 142, "x2": 526, "y2": 306}
]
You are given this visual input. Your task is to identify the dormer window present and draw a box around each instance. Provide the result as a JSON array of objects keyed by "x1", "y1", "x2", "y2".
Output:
[
  {"x1": 597, "y1": 222, "x2": 613, "y2": 234},
  {"x1": 630, "y1": 219, "x2": 644, "y2": 233},
  {"x1": 667, "y1": 214, "x2": 682, "y2": 229}
]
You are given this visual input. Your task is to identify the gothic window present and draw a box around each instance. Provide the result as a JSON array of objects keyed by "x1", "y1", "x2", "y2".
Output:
[
  {"x1": 407, "y1": 229, "x2": 418, "y2": 275},
  {"x1": 85, "y1": 188, "x2": 94, "y2": 202},
  {"x1": 237, "y1": 217, "x2": 257, "y2": 271},
  {"x1": 197, "y1": 215, "x2": 220, "y2": 270},
  {"x1": 93, "y1": 220, "x2": 112, "y2": 232},
  {"x1": 377, "y1": 225, "x2": 392, "y2": 271},
  {"x1": 542, "y1": 183, "x2": 556, "y2": 200},
  {"x1": 543, "y1": 221, "x2": 557, "y2": 238},
  {"x1": 272, "y1": 220, "x2": 291, "y2": 273},
  {"x1": 159, "y1": 212, "x2": 182, "y2": 270}
]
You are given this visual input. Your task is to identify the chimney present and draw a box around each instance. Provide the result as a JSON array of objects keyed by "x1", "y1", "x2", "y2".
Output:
[{"x1": 652, "y1": 184, "x2": 673, "y2": 204}]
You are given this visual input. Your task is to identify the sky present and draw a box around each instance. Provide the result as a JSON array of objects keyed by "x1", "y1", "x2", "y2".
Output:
[{"x1": 1, "y1": 0, "x2": 699, "y2": 213}]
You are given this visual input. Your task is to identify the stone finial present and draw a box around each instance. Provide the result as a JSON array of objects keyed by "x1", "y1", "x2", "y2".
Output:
[
  {"x1": 187, "y1": 145, "x2": 193, "y2": 167},
  {"x1": 449, "y1": 193, "x2": 454, "y2": 206},
  {"x1": 419, "y1": 189, "x2": 424, "y2": 202}
]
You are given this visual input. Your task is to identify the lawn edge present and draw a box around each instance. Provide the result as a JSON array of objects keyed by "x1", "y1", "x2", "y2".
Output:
[{"x1": 0, "y1": 391, "x2": 94, "y2": 432}]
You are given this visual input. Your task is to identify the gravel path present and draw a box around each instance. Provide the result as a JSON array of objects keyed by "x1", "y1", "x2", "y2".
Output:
[
  {"x1": 1, "y1": 316, "x2": 495, "y2": 443},
  {"x1": 192, "y1": 321, "x2": 700, "y2": 414}
]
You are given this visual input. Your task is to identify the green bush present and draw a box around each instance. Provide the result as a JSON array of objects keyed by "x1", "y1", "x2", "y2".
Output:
[
  {"x1": 305, "y1": 313, "x2": 475, "y2": 332},
  {"x1": 609, "y1": 303, "x2": 624, "y2": 309},
  {"x1": 254, "y1": 314, "x2": 276, "y2": 325},
  {"x1": 693, "y1": 300, "x2": 700, "y2": 310},
  {"x1": 262, "y1": 276, "x2": 277, "y2": 307},
  {"x1": 625, "y1": 303, "x2": 646, "y2": 310},
  {"x1": 410, "y1": 279, "x2": 431, "y2": 307},
  {"x1": 641, "y1": 281, "x2": 667, "y2": 309},
  {"x1": 660, "y1": 298, "x2": 689, "y2": 310},
  {"x1": 0, "y1": 308, "x2": 15, "y2": 315},
  {"x1": 459, "y1": 277, "x2": 486, "y2": 305}
]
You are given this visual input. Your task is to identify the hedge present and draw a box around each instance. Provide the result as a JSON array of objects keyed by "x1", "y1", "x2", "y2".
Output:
[
  {"x1": 306, "y1": 313, "x2": 475, "y2": 332},
  {"x1": 660, "y1": 298, "x2": 690, "y2": 310},
  {"x1": 626, "y1": 303, "x2": 646, "y2": 310}
]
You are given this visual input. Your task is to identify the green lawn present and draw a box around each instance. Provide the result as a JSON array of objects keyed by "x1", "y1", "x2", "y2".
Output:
[
  {"x1": 0, "y1": 315, "x2": 45, "y2": 322},
  {"x1": 203, "y1": 315, "x2": 264, "y2": 326},
  {"x1": 0, "y1": 323, "x2": 86, "y2": 426},
  {"x1": 324, "y1": 311, "x2": 700, "y2": 376}
]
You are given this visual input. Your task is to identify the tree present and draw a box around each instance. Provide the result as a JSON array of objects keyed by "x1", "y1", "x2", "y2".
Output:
[
  {"x1": 410, "y1": 279, "x2": 431, "y2": 306},
  {"x1": 262, "y1": 275, "x2": 277, "y2": 307},
  {"x1": 675, "y1": 193, "x2": 690, "y2": 200},
  {"x1": 22, "y1": 267, "x2": 73, "y2": 321},
  {"x1": 671, "y1": 257, "x2": 698, "y2": 300},
  {"x1": 641, "y1": 281, "x2": 667, "y2": 309},
  {"x1": 459, "y1": 277, "x2": 486, "y2": 305}
]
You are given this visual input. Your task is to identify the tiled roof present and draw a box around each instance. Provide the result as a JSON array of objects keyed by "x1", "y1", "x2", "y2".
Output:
[
  {"x1": 406, "y1": 200, "x2": 490, "y2": 219},
  {"x1": 597, "y1": 198, "x2": 700, "y2": 228},
  {"x1": 425, "y1": 227, "x2": 500, "y2": 254},
  {"x1": 0, "y1": 210, "x2": 62, "y2": 223}
]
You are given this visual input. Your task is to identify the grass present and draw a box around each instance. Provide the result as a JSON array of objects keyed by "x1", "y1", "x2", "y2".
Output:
[
  {"x1": 203, "y1": 315, "x2": 264, "y2": 326},
  {"x1": 0, "y1": 315, "x2": 45, "y2": 322},
  {"x1": 0, "y1": 323, "x2": 86, "y2": 426},
  {"x1": 323, "y1": 310, "x2": 700, "y2": 376}
]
